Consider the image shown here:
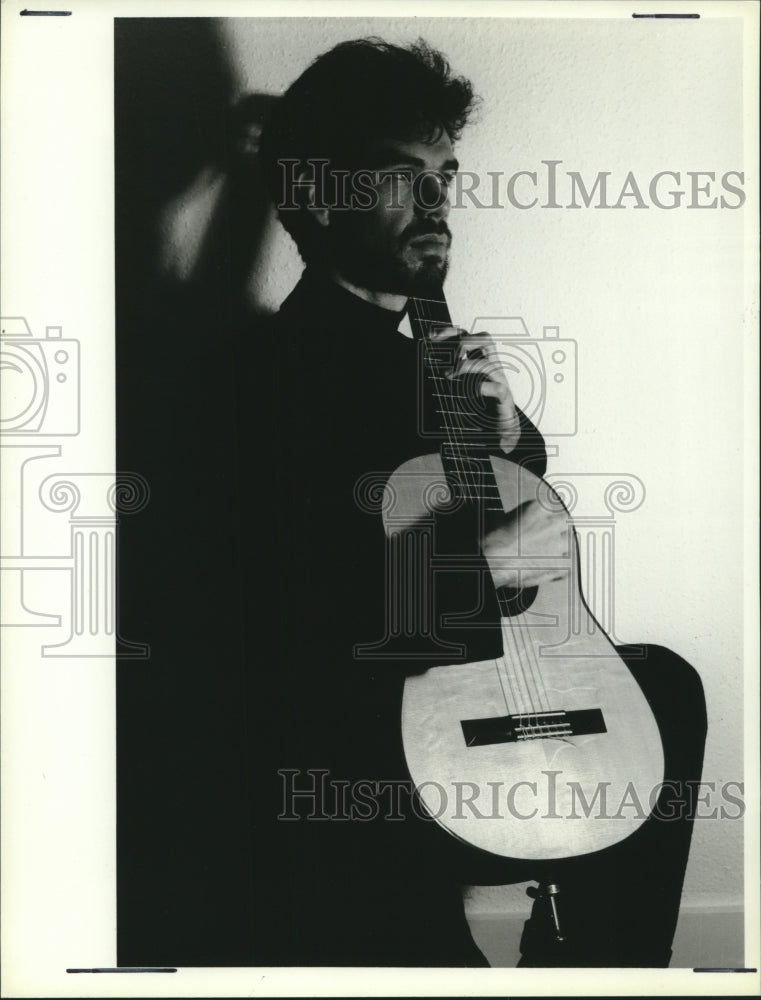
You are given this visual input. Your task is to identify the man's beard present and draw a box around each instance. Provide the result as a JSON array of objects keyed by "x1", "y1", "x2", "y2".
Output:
[{"x1": 330, "y1": 219, "x2": 451, "y2": 298}]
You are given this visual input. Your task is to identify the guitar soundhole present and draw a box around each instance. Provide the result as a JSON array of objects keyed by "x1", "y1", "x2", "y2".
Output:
[{"x1": 496, "y1": 585, "x2": 538, "y2": 617}]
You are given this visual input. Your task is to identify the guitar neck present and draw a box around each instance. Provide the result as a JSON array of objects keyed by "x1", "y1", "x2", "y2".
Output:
[{"x1": 408, "y1": 290, "x2": 502, "y2": 514}]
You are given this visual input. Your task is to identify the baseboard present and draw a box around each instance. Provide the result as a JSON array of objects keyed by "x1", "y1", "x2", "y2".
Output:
[
  {"x1": 467, "y1": 904, "x2": 745, "y2": 969},
  {"x1": 670, "y1": 904, "x2": 745, "y2": 969}
]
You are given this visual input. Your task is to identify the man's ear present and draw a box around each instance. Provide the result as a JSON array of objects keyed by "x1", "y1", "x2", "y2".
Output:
[{"x1": 297, "y1": 169, "x2": 330, "y2": 229}]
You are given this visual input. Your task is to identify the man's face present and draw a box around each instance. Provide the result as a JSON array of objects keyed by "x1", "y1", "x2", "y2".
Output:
[{"x1": 327, "y1": 130, "x2": 458, "y2": 298}]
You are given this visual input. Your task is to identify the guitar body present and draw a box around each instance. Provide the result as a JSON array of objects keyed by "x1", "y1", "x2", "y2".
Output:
[{"x1": 392, "y1": 452, "x2": 664, "y2": 861}]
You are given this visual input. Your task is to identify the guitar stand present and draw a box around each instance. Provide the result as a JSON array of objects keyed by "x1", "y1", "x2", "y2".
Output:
[{"x1": 527, "y1": 881, "x2": 567, "y2": 943}]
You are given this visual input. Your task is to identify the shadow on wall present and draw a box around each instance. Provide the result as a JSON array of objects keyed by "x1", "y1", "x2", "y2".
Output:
[
  {"x1": 116, "y1": 17, "x2": 279, "y2": 316},
  {"x1": 159, "y1": 92, "x2": 281, "y2": 303},
  {"x1": 115, "y1": 18, "x2": 282, "y2": 967}
]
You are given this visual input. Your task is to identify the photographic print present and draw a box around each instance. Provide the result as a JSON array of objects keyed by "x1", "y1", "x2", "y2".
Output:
[{"x1": 1, "y1": 2, "x2": 758, "y2": 996}]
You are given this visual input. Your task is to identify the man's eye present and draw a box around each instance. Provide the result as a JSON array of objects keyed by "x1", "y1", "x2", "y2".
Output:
[{"x1": 379, "y1": 169, "x2": 414, "y2": 183}]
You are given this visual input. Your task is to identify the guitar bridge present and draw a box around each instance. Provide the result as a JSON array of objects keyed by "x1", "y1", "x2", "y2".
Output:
[{"x1": 461, "y1": 708, "x2": 606, "y2": 746}]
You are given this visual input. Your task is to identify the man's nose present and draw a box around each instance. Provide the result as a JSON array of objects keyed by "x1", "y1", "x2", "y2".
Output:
[{"x1": 413, "y1": 171, "x2": 451, "y2": 221}]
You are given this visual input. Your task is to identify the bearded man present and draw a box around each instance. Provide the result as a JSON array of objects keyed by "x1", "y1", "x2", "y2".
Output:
[{"x1": 233, "y1": 37, "x2": 706, "y2": 968}]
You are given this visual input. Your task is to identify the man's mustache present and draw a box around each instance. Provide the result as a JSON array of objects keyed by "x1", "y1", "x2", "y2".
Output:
[{"x1": 401, "y1": 221, "x2": 452, "y2": 244}]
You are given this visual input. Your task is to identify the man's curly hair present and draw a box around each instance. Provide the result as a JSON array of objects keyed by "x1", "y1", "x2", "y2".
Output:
[{"x1": 259, "y1": 38, "x2": 478, "y2": 261}]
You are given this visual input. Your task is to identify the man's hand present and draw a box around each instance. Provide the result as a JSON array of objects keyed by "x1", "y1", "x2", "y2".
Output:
[
  {"x1": 481, "y1": 499, "x2": 572, "y2": 590},
  {"x1": 429, "y1": 326, "x2": 521, "y2": 455}
]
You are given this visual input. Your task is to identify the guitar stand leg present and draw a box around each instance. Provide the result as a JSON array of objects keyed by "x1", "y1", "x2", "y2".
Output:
[
  {"x1": 527, "y1": 881, "x2": 567, "y2": 944},
  {"x1": 546, "y1": 883, "x2": 566, "y2": 943}
]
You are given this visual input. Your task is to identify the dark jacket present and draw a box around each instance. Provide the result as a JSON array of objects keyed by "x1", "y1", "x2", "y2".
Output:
[{"x1": 231, "y1": 269, "x2": 548, "y2": 964}]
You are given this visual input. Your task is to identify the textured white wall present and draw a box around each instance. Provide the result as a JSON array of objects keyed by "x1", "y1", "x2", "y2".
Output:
[{"x1": 219, "y1": 16, "x2": 747, "y2": 915}]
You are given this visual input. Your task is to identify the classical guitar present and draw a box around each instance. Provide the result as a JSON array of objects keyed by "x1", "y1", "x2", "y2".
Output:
[{"x1": 389, "y1": 289, "x2": 664, "y2": 861}]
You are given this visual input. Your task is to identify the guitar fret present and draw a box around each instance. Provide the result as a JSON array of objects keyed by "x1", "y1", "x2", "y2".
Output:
[
  {"x1": 441, "y1": 448, "x2": 491, "y2": 459},
  {"x1": 441, "y1": 451, "x2": 492, "y2": 458},
  {"x1": 421, "y1": 497, "x2": 502, "y2": 503},
  {"x1": 434, "y1": 410, "x2": 495, "y2": 422}
]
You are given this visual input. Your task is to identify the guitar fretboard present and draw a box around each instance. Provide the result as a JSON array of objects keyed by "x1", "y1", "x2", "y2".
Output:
[{"x1": 409, "y1": 292, "x2": 503, "y2": 510}]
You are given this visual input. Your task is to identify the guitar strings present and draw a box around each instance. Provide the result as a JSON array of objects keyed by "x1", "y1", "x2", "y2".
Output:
[
  {"x1": 414, "y1": 297, "x2": 476, "y2": 500},
  {"x1": 417, "y1": 295, "x2": 546, "y2": 722},
  {"x1": 413, "y1": 297, "x2": 515, "y2": 722},
  {"x1": 413, "y1": 296, "x2": 544, "y2": 721},
  {"x1": 413, "y1": 296, "x2": 519, "y2": 716},
  {"x1": 412, "y1": 296, "x2": 577, "y2": 739},
  {"x1": 410, "y1": 294, "x2": 556, "y2": 729},
  {"x1": 413, "y1": 296, "x2": 484, "y2": 502},
  {"x1": 415, "y1": 292, "x2": 534, "y2": 715}
]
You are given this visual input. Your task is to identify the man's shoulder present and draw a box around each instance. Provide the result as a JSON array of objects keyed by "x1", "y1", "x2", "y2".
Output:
[
  {"x1": 236, "y1": 285, "x2": 301, "y2": 353},
  {"x1": 242, "y1": 274, "x2": 313, "y2": 343},
  {"x1": 233, "y1": 283, "x2": 311, "y2": 397}
]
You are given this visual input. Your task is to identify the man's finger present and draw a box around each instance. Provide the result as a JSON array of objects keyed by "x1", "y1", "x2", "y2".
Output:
[
  {"x1": 458, "y1": 331, "x2": 494, "y2": 358},
  {"x1": 448, "y1": 357, "x2": 501, "y2": 379},
  {"x1": 428, "y1": 325, "x2": 466, "y2": 342},
  {"x1": 479, "y1": 380, "x2": 510, "y2": 402}
]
